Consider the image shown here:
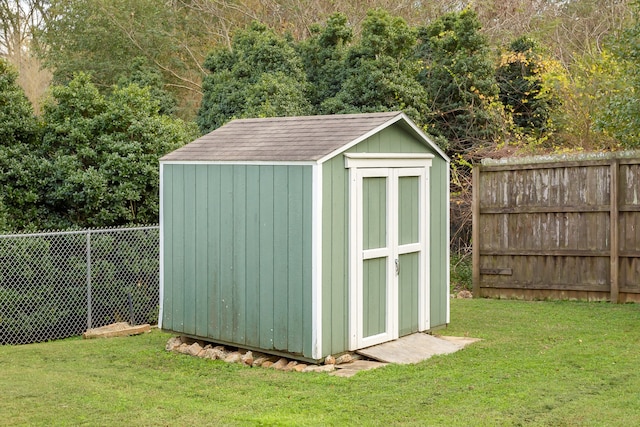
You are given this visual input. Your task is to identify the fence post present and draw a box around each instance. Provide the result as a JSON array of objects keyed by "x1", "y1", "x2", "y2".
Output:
[
  {"x1": 472, "y1": 165, "x2": 480, "y2": 298},
  {"x1": 86, "y1": 231, "x2": 92, "y2": 329},
  {"x1": 610, "y1": 160, "x2": 620, "y2": 303}
]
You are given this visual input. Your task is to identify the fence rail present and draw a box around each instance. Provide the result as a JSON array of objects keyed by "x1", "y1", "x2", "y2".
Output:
[
  {"x1": 0, "y1": 226, "x2": 159, "y2": 345},
  {"x1": 472, "y1": 151, "x2": 640, "y2": 302}
]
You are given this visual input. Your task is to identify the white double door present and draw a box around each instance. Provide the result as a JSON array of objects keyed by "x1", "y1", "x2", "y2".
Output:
[{"x1": 348, "y1": 162, "x2": 430, "y2": 350}]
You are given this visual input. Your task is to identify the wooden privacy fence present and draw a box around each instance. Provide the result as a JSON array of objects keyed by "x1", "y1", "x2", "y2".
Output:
[{"x1": 472, "y1": 151, "x2": 640, "y2": 302}]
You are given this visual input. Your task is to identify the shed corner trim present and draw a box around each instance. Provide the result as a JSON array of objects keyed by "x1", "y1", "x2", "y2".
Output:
[{"x1": 311, "y1": 163, "x2": 323, "y2": 360}]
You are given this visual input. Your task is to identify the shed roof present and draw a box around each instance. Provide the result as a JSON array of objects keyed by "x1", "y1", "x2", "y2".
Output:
[{"x1": 161, "y1": 112, "x2": 448, "y2": 163}]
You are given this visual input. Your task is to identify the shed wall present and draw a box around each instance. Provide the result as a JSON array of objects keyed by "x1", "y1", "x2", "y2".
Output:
[
  {"x1": 162, "y1": 163, "x2": 314, "y2": 357},
  {"x1": 320, "y1": 124, "x2": 449, "y2": 356}
]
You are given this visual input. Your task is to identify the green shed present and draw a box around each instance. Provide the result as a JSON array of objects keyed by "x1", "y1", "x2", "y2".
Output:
[{"x1": 159, "y1": 112, "x2": 450, "y2": 361}]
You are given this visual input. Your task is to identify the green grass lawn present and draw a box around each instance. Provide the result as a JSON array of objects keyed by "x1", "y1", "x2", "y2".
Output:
[{"x1": 2, "y1": 299, "x2": 640, "y2": 426}]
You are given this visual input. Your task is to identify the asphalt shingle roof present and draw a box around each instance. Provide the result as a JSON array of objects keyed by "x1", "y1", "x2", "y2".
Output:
[{"x1": 161, "y1": 112, "x2": 404, "y2": 162}]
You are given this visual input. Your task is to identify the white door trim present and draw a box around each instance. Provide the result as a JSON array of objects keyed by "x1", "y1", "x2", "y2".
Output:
[
  {"x1": 347, "y1": 154, "x2": 432, "y2": 351},
  {"x1": 345, "y1": 153, "x2": 434, "y2": 169}
]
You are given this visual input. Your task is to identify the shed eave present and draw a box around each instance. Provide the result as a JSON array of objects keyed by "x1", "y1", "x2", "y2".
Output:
[
  {"x1": 394, "y1": 112, "x2": 450, "y2": 163},
  {"x1": 315, "y1": 112, "x2": 450, "y2": 165}
]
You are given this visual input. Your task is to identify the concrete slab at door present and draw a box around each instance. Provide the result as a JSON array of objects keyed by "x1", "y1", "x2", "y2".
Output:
[{"x1": 356, "y1": 333, "x2": 465, "y2": 364}]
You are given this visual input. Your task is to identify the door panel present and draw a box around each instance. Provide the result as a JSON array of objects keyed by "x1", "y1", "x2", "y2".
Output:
[
  {"x1": 363, "y1": 257, "x2": 387, "y2": 338},
  {"x1": 363, "y1": 177, "x2": 387, "y2": 250},
  {"x1": 398, "y1": 252, "x2": 419, "y2": 336},
  {"x1": 398, "y1": 176, "x2": 420, "y2": 245}
]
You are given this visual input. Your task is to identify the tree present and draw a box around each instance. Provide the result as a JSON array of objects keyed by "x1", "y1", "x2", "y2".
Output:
[
  {"x1": 0, "y1": 58, "x2": 46, "y2": 230},
  {"x1": 320, "y1": 9, "x2": 432, "y2": 128},
  {"x1": 197, "y1": 10, "x2": 435, "y2": 133},
  {"x1": 296, "y1": 12, "x2": 352, "y2": 111},
  {"x1": 0, "y1": 1, "x2": 47, "y2": 60},
  {"x1": 38, "y1": 74, "x2": 199, "y2": 228},
  {"x1": 116, "y1": 57, "x2": 178, "y2": 116},
  {"x1": 197, "y1": 21, "x2": 312, "y2": 133},
  {"x1": 0, "y1": 0, "x2": 51, "y2": 112},
  {"x1": 595, "y1": 1, "x2": 640, "y2": 148},
  {"x1": 0, "y1": 58, "x2": 38, "y2": 145},
  {"x1": 0, "y1": 197, "x2": 8, "y2": 232},
  {"x1": 496, "y1": 36, "x2": 561, "y2": 137},
  {"x1": 0, "y1": 145, "x2": 49, "y2": 230},
  {"x1": 548, "y1": 49, "x2": 622, "y2": 150},
  {"x1": 37, "y1": 0, "x2": 212, "y2": 118},
  {"x1": 549, "y1": 0, "x2": 634, "y2": 68},
  {"x1": 470, "y1": 0, "x2": 556, "y2": 44},
  {"x1": 188, "y1": 0, "x2": 447, "y2": 41},
  {"x1": 0, "y1": 64, "x2": 198, "y2": 231},
  {"x1": 416, "y1": 8, "x2": 503, "y2": 153}
]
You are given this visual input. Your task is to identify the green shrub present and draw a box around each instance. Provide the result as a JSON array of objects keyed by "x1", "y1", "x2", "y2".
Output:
[{"x1": 450, "y1": 253, "x2": 472, "y2": 292}]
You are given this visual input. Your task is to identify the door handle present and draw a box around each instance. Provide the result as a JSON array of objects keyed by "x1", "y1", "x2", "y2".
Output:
[{"x1": 395, "y1": 258, "x2": 400, "y2": 276}]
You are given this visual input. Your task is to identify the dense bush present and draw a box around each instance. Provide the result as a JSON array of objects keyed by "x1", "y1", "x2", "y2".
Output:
[
  {"x1": 0, "y1": 63, "x2": 198, "y2": 231},
  {"x1": 197, "y1": 22, "x2": 312, "y2": 133}
]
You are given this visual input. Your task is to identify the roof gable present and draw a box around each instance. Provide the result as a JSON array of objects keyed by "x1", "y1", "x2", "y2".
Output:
[{"x1": 161, "y1": 112, "x2": 448, "y2": 163}]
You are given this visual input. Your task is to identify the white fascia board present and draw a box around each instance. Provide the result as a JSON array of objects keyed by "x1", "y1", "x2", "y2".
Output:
[
  {"x1": 316, "y1": 114, "x2": 406, "y2": 164},
  {"x1": 396, "y1": 112, "x2": 450, "y2": 163},
  {"x1": 160, "y1": 160, "x2": 317, "y2": 166}
]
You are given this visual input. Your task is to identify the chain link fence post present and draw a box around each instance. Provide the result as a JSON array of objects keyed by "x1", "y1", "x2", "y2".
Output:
[{"x1": 86, "y1": 231, "x2": 92, "y2": 330}]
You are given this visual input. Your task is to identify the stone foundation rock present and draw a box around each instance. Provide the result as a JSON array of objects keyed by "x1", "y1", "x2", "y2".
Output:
[
  {"x1": 336, "y1": 353, "x2": 354, "y2": 364},
  {"x1": 165, "y1": 336, "x2": 360, "y2": 374}
]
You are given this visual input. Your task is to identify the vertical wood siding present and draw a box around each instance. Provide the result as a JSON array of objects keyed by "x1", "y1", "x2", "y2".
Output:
[
  {"x1": 162, "y1": 164, "x2": 314, "y2": 357},
  {"x1": 427, "y1": 158, "x2": 450, "y2": 325},
  {"x1": 321, "y1": 154, "x2": 349, "y2": 356},
  {"x1": 473, "y1": 157, "x2": 640, "y2": 302}
]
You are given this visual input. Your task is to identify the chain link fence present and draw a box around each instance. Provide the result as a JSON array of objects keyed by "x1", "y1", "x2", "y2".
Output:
[{"x1": 0, "y1": 226, "x2": 160, "y2": 345}]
